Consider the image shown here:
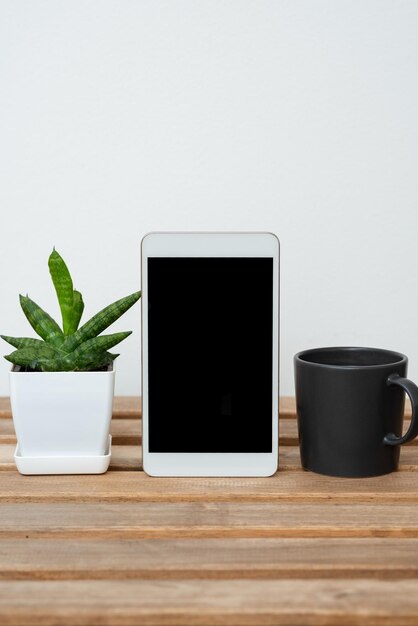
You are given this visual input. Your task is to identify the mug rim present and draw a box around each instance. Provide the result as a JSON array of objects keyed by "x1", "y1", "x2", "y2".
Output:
[{"x1": 294, "y1": 346, "x2": 408, "y2": 370}]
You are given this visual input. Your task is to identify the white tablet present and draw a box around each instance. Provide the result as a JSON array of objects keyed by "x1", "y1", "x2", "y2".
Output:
[{"x1": 141, "y1": 232, "x2": 279, "y2": 476}]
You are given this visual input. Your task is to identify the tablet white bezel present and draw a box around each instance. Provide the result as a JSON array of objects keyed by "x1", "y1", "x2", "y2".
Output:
[{"x1": 141, "y1": 232, "x2": 279, "y2": 476}]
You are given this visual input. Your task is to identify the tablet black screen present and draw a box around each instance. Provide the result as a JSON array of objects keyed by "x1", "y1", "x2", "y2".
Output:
[{"x1": 147, "y1": 257, "x2": 273, "y2": 452}]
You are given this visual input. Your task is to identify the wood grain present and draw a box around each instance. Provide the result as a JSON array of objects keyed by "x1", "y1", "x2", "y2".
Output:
[
  {"x1": 0, "y1": 420, "x2": 15, "y2": 444},
  {"x1": 110, "y1": 419, "x2": 141, "y2": 445},
  {"x1": 3, "y1": 578, "x2": 418, "y2": 625},
  {"x1": 1, "y1": 538, "x2": 418, "y2": 580},
  {"x1": 0, "y1": 394, "x2": 417, "y2": 626},
  {"x1": 0, "y1": 397, "x2": 10, "y2": 418},
  {"x1": 0, "y1": 445, "x2": 15, "y2": 470},
  {"x1": 111, "y1": 396, "x2": 141, "y2": 418},
  {"x1": 3, "y1": 467, "x2": 418, "y2": 503},
  {"x1": 2, "y1": 502, "x2": 418, "y2": 538}
]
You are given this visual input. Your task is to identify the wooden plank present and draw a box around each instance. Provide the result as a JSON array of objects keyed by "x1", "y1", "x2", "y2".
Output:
[
  {"x1": 112, "y1": 396, "x2": 141, "y2": 418},
  {"x1": 280, "y1": 396, "x2": 296, "y2": 418},
  {"x1": 0, "y1": 420, "x2": 15, "y2": 444},
  {"x1": 2, "y1": 502, "x2": 418, "y2": 538},
  {"x1": 109, "y1": 445, "x2": 142, "y2": 470},
  {"x1": 0, "y1": 397, "x2": 10, "y2": 418},
  {"x1": 3, "y1": 467, "x2": 418, "y2": 503},
  {"x1": 2, "y1": 538, "x2": 418, "y2": 580},
  {"x1": 3, "y1": 578, "x2": 418, "y2": 625},
  {"x1": 1, "y1": 445, "x2": 418, "y2": 473},
  {"x1": 110, "y1": 419, "x2": 141, "y2": 445},
  {"x1": 0, "y1": 445, "x2": 15, "y2": 471}
]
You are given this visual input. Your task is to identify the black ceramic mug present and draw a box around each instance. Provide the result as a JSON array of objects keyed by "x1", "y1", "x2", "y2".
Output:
[{"x1": 294, "y1": 347, "x2": 418, "y2": 477}]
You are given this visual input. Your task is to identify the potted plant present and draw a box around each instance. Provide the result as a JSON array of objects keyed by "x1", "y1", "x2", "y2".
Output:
[{"x1": 2, "y1": 248, "x2": 140, "y2": 475}]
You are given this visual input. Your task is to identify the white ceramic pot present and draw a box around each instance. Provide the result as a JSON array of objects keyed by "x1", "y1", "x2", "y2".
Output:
[{"x1": 9, "y1": 365, "x2": 115, "y2": 458}]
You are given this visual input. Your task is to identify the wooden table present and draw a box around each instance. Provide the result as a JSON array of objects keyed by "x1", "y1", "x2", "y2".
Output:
[{"x1": 1, "y1": 397, "x2": 418, "y2": 625}]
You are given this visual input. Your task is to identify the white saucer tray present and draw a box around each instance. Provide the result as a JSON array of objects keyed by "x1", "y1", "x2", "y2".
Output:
[{"x1": 14, "y1": 435, "x2": 112, "y2": 475}]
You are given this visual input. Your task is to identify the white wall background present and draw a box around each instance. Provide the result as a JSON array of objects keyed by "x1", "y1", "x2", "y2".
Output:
[{"x1": 0, "y1": 0, "x2": 417, "y2": 397}]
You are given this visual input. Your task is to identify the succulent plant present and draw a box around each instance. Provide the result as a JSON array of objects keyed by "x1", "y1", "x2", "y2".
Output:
[{"x1": 2, "y1": 249, "x2": 140, "y2": 372}]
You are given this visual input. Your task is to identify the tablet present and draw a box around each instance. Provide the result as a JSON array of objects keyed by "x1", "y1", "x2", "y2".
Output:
[{"x1": 141, "y1": 232, "x2": 279, "y2": 476}]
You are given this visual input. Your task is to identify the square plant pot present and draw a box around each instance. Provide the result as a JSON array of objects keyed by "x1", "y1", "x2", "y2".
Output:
[{"x1": 9, "y1": 364, "x2": 115, "y2": 458}]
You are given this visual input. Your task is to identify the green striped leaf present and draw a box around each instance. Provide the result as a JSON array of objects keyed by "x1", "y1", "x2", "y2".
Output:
[
  {"x1": 3, "y1": 252, "x2": 139, "y2": 371},
  {"x1": 48, "y1": 249, "x2": 74, "y2": 335},
  {"x1": 36, "y1": 355, "x2": 73, "y2": 371},
  {"x1": 70, "y1": 331, "x2": 131, "y2": 361},
  {"x1": 39, "y1": 350, "x2": 118, "y2": 372},
  {"x1": 19, "y1": 295, "x2": 64, "y2": 347},
  {"x1": 48, "y1": 250, "x2": 84, "y2": 335},
  {"x1": 4, "y1": 345, "x2": 60, "y2": 369},
  {"x1": 71, "y1": 350, "x2": 119, "y2": 371},
  {"x1": 63, "y1": 291, "x2": 140, "y2": 352},
  {"x1": 1, "y1": 336, "x2": 46, "y2": 350},
  {"x1": 68, "y1": 290, "x2": 84, "y2": 334}
]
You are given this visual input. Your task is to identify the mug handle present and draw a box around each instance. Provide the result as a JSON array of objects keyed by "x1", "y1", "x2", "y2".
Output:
[{"x1": 384, "y1": 374, "x2": 418, "y2": 445}]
